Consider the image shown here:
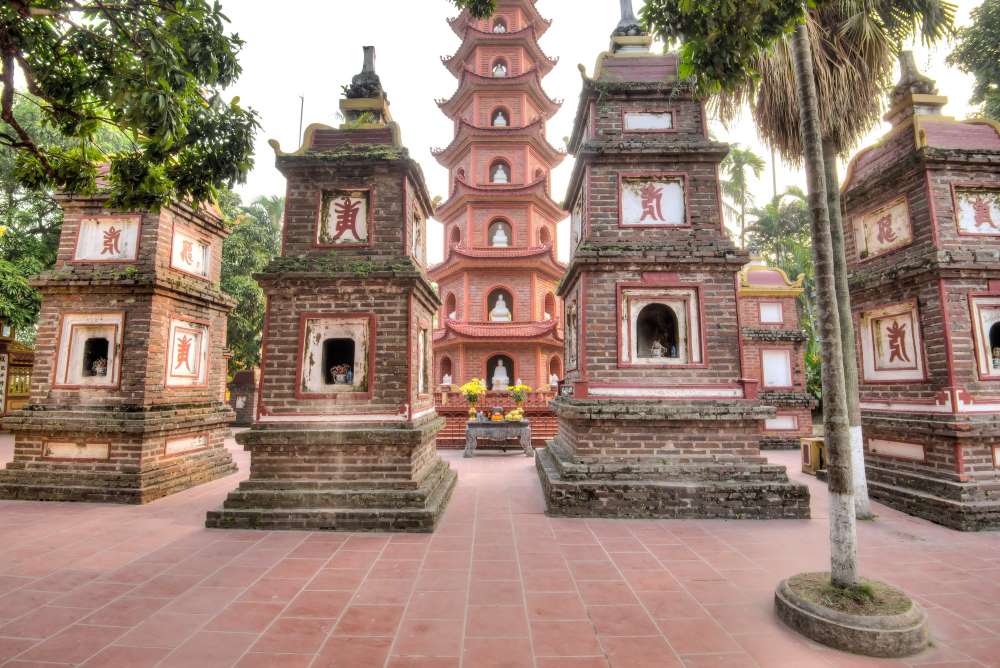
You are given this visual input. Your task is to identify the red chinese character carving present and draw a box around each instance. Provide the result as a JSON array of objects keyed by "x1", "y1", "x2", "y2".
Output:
[
  {"x1": 180, "y1": 239, "x2": 194, "y2": 265},
  {"x1": 973, "y1": 196, "x2": 997, "y2": 230},
  {"x1": 886, "y1": 320, "x2": 911, "y2": 363},
  {"x1": 101, "y1": 226, "x2": 121, "y2": 255},
  {"x1": 174, "y1": 335, "x2": 193, "y2": 372},
  {"x1": 639, "y1": 183, "x2": 665, "y2": 222},
  {"x1": 330, "y1": 196, "x2": 363, "y2": 242},
  {"x1": 875, "y1": 214, "x2": 897, "y2": 244}
]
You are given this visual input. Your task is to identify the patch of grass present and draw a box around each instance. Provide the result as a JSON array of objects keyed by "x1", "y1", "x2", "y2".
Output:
[{"x1": 788, "y1": 573, "x2": 912, "y2": 617}]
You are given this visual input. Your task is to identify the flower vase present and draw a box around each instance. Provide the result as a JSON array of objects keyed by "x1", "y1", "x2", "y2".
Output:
[{"x1": 468, "y1": 403, "x2": 478, "y2": 421}]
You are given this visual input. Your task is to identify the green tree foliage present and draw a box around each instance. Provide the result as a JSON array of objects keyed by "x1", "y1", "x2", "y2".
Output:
[
  {"x1": 948, "y1": 0, "x2": 1000, "y2": 121},
  {"x1": 1, "y1": 0, "x2": 258, "y2": 211},
  {"x1": 221, "y1": 195, "x2": 283, "y2": 374},
  {"x1": 720, "y1": 145, "x2": 766, "y2": 248},
  {"x1": 0, "y1": 96, "x2": 126, "y2": 340},
  {"x1": 450, "y1": 0, "x2": 496, "y2": 18}
]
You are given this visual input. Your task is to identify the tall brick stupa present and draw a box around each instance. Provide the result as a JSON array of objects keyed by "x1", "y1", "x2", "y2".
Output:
[
  {"x1": 0, "y1": 181, "x2": 237, "y2": 502},
  {"x1": 206, "y1": 48, "x2": 456, "y2": 532},
  {"x1": 841, "y1": 53, "x2": 1000, "y2": 530},
  {"x1": 535, "y1": 1, "x2": 810, "y2": 519},
  {"x1": 429, "y1": 0, "x2": 567, "y2": 445}
]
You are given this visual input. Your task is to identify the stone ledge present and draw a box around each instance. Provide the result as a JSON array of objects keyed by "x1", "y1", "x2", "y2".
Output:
[
  {"x1": 551, "y1": 398, "x2": 774, "y2": 422},
  {"x1": 759, "y1": 392, "x2": 817, "y2": 408},
  {"x1": 742, "y1": 328, "x2": 808, "y2": 342},
  {"x1": 236, "y1": 416, "x2": 445, "y2": 449},
  {"x1": 535, "y1": 446, "x2": 810, "y2": 520},
  {"x1": 2, "y1": 405, "x2": 235, "y2": 436}
]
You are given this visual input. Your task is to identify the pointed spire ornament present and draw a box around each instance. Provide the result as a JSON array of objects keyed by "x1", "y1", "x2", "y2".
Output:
[
  {"x1": 885, "y1": 50, "x2": 945, "y2": 126},
  {"x1": 613, "y1": 0, "x2": 646, "y2": 37},
  {"x1": 344, "y1": 45, "x2": 384, "y2": 100}
]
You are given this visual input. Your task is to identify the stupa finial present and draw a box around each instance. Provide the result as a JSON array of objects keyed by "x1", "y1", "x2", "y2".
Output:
[
  {"x1": 613, "y1": 0, "x2": 646, "y2": 37},
  {"x1": 344, "y1": 46, "x2": 384, "y2": 100}
]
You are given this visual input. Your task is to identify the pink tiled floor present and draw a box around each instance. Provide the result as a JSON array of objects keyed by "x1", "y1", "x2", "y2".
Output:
[{"x1": 1, "y1": 433, "x2": 1000, "y2": 667}]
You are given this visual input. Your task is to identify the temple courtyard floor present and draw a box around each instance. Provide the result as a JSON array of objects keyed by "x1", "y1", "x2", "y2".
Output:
[{"x1": 0, "y1": 433, "x2": 999, "y2": 667}]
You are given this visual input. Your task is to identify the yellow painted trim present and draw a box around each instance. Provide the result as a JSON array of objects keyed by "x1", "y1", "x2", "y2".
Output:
[
  {"x1": 738, "y1": 287, "x2": 805, "y2": 298},
  {"x1": 269, "y1": 122, "x2": 336, "y2": 157},
  {"x1": 737, "y1": 263, "x2": 805, "y2": 297}
]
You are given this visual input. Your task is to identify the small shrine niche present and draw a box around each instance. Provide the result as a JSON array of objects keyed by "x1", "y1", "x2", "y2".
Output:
[
  {"x1": 491, "y1": 108, "x2": 509, "y2": 127},
  {"x1": 55, "y1": 313, "x2": 124, "y2": 387},
  {"x1": 487, "y1": 288, "x2": 513, "y2": 322},
  {"x1": 620, "y1": 175, "x2": 686, "y2": 226},
  {"x1": 624, "y1": 111, "x2": 673, "y2": 132},
  {"x1": 853, "y1": 197, "x2": 913, "y2": 259},
  {"x1": 488, "y1": 219, "x2": 511, "y2": 247},
  {"x1": 299, "y1": 316, "x2": 370, "y2": 395},
  {"x1": 74, "y1": 216, "x2": 141, "y2": 262},
  {"x1": 440, "y1": 356, "x2": 453, "y2": 385},
  {"x1": 170, "y1": 227, "x2": 211, "y2": 278},
  {"x1": 492, "y1": 59, "x2": 508, "y2": 78},
  {"x1": 859, "y1": 302, "x2": 925, "y2": 382},
  {"x1": 543, "y1": 292, "x2": 556, "y2": 320},
  {"x1": 166, "y1": 318, "x2": 209, "y2": 387},
  {"x1": 445, "y1": 293, "x2": 458, "y2": 320},
  {"x1": 969, "y1": 296, "x2": 1000, "y2": 376},
  {"x1": 490, "y1": 160, "x2": 510, "y2": 184},
  {"x1": 565, "y1": 292, "x2": 579, "y2": 370},
  {"x1": 955, "y1": 188, "x2": 1000, "y2": 236},
  {"x1": 487, "y1": 354, "x2": 513, "y2": 390},
  {"x1": 318, "y1": 190, "x2": 370, "y2": 246},
  {"x1": 450, "y1": 226, "x2": 462, "y2": 247},
  {"x1": 620, "y1": 288, "x2": 701, "y2": 366},
  {"x1": 492, "y1": 17, "x2": 507, "y2": 33}
]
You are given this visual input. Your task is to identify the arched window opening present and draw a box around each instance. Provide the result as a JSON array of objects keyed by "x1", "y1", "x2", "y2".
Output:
[
  {"x1": 491, "y1": 108, "x2": 509, "y2": 127},
  {"x1": 543, "y1": 293, "x2": 556, "y2": 321},
  {"x1": 445, "y1": 293, "x2": 458, "y2": 320},
  {"x1": 539, "y1": 226, "x2": 552, "y2": 246},
  {"x1": 636, "y1": 304, "x2": 679, "y2": 359},
  {"x1": 534, "y1": 168, "x2": 545, "y2": 180},
  {"x1": 323, "y1": 338, "x2": 356, "y2": 385},
  {"x1": 488, "y1": 220, "x2": 511, "y2": 247},
  {"x1": 492, "y1": 17, "x2": 507, "y2": 33},
  {"x1": 492, "y1": 59, "x2": 508, "y2": 78},
  {"x1": 489, "y1": 160, "x2": 510, "y2": 184},
  {"x1": 990, "y1": 323, "x2": 1000, "y2": 370},
  {"x1": 486, "y1": 354, "x2": 514, "y2": 391},
  {"x1": 548, "y1": 356, "x2": 562, "y2": 384},
  {"x1": 487, "y1": 288, "x2": 513, "y2": 322},
  {"x1": 450, "y1": 226, "x2": 461, "y2": 247},
  {"x1": 82, "y1": 337, "x2": 110, "y2": 377},
  {"x1": 456, "y1": 168, "x2": 466, "y2": 181},
  {"x1": 441, "y1": 356, "x2": 453, "y2": 385}
]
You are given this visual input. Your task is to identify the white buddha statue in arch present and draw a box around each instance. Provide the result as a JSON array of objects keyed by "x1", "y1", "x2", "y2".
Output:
[
  {"x1": 490, "y1": 294, "x2": 512, "y2": 322},
  {"x1": 492, "y1": 359, "x2": 510, "y2": 390},
  {"x1": 491, "y1": 162, "x2": 510, "y2": 184},
  {"x1": 493, "y1": 110, "x2": 508, "y2": 127},
  {"x1": 491, "y1": 224, "x2": 510, "y2": 247}
]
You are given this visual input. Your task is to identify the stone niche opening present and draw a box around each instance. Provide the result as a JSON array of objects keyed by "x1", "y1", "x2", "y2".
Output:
[
  {"x1": 299, "y1": 315, "x2": 371, "y2": 396},
  {"x1": 488, "y1": 220, "x2": 511, "y2": 247},
  {"x1": 322, "y1": 338, "x2": 355, "y2": 386},
  {"x1": 487, "y1": 288, "x2": 514, "y2": 322},
  {"x1": 620, "y1": 287, "x2": 700, "y2": 366},
  {"x1": 970, "y1": 296, "x2": 1000, "y2": 377},
  {"x1": 55, "y1": 313, "x2": 124, "y2": 387},
  {"x1": 487, "y1": 354, "x2": 514, "y2": 391}
]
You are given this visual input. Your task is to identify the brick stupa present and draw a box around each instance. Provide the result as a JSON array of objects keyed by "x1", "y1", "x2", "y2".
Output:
[
  {"x1": 206, "y1": 47, "x2": 456, "y2": 532},
  {"x1": 0, "y1": 178, "x2": 237, "y2": 502},
  {"x1": 841, "y1": 53, "x2": 1000, "y2": 530},
  {"x1": 535, "y1": 3, "x2": 810, "y2": 519}
]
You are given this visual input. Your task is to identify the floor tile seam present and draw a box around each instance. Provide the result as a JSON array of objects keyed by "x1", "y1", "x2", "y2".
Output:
[
  {"x1": 454, "y1": 484, "x2": 482, "y2": 668},
  {"x1": 377, "y1": 524, "x2": 440, "y2": 667},
  {"x1": 15, "y1": 620, "x2": 131, "y2": 667},
  {"x1": 504, "y1": 498, "x2": 542, "y2": 668},
  {"x1": 594, "y1": 523, "x2": 757, "y2": 668},
  {"x1": 152, "y1": 530, "x2": 310, "y2": 668}
]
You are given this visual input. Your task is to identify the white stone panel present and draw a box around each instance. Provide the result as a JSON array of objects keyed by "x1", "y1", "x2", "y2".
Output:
[
  {"x1": 859, "y1": 302, "x2": 925, "y2": 382},
  {"x1": 759, "y1": 302, "x2": 783, "y2": 324},
  {"x1": 621, "y1": 177, "x2": 685, "y2": 226},
  {"x1": 765, "y1": 415, "x2": 798, "y2": 431},
  {"x1": 44, "y1": 441, "x2": 110, "y2": 460},
  {"x1": 74, "y1": 217, "x2": 141, "y2": 262},
  {"x1": 762, "y1": 350, "x2": 792, "y2": 388},
  {"x1": 166, "y1": 319, "x2": 209, "y2": 387},
  {"x1": 868, "y1": 439, "x2": 924, "y2": 461},
  {"x1": 170, "y1": 227, "x2": 210, "y2": 277},
  {"x1": 319, "y1": 190, "x2": 369, "y2": 244},
  {"x1": 853, "y1": 197, "x2": 912, "y2": 259},
  {"x1": 165, "y1": 433, "x2": 208, "y2": 455},
  {"x1": 624, "y1": 112, "x2": 673, "y2": 131},
  {"x1": 956, "y1": 188, "x2": 1000, "y2": 236}
]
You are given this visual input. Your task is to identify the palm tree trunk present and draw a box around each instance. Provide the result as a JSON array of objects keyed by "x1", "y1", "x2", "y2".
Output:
[
  {"x1": 823, "y1": 139, "x2": 874, "y2": 520},
  {"x1": 791, "y1": 19, "x2": 858, "y2": 588},
  {"x1": 740, "y1": 196, "x2": 746, "y2": 248}
]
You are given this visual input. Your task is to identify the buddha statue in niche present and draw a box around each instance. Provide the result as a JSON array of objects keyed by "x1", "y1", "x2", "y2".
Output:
[{"x1": 490, "y1": 294, "x2": 512, "y2": 322}]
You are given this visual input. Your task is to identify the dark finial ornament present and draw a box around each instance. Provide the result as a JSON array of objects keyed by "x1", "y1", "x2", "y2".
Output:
[
  {"x1": 891, "y1": 51, "x2": 938, "y2": 104},
  {"x1": 344, "y1": 46, "x2": 385, "y2": 99},
  {"x1": 613, "y1": 0, "x2": 647, "y2": 37}
]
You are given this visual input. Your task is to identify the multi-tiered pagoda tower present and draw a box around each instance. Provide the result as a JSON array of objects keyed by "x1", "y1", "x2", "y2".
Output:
[{"x1": 430, "y1": 1, "x2": 566, "y2": 441}]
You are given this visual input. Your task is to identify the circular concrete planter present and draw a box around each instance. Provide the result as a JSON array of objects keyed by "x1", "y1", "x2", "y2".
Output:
[{"x1": 775, "y1": 574, "x2": 929, "y2": 658}]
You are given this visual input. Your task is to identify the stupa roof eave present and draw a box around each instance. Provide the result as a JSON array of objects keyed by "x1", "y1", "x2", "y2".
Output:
[
  {"x1": 447, "y1": 2, "x2": 552, "y2": 39},
  {"x1": 436, "y1": 69, "x2": 563, "y2": 120},
  {"x1": 431, "y1": 118, "x2": 567, "y2": 167},
  {"x1": 442, "y1": 26, "x2": 558, "y2": 78},
  {"x1": 434, "y1": 177, "x2": 566, "y2": 221},
  {"x1": 428, "y1": 245, "x2": 566, "y2": 281},
  {"x1": 433, "y1": 319, "x2": 562, "y2": 342}
]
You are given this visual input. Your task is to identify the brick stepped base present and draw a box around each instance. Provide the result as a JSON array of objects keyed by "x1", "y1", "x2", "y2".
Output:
[
  {"x1": 867, "y1": 464, "x2": 1000, "y2": 531},
  {"x1": 0, "y1": 406, "x2": 236, "y2": 504},
  {"x1": 536, "y1": 440, "x2": 811, "y2": 520},
  {"x1": 205, "y1": 416, "x2": 457, "y2": 532}
]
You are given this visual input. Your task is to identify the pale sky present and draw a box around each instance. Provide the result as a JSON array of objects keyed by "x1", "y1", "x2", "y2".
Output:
[{"x1": 223, "y1": 0, "x2": 983, "y2": 263}]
